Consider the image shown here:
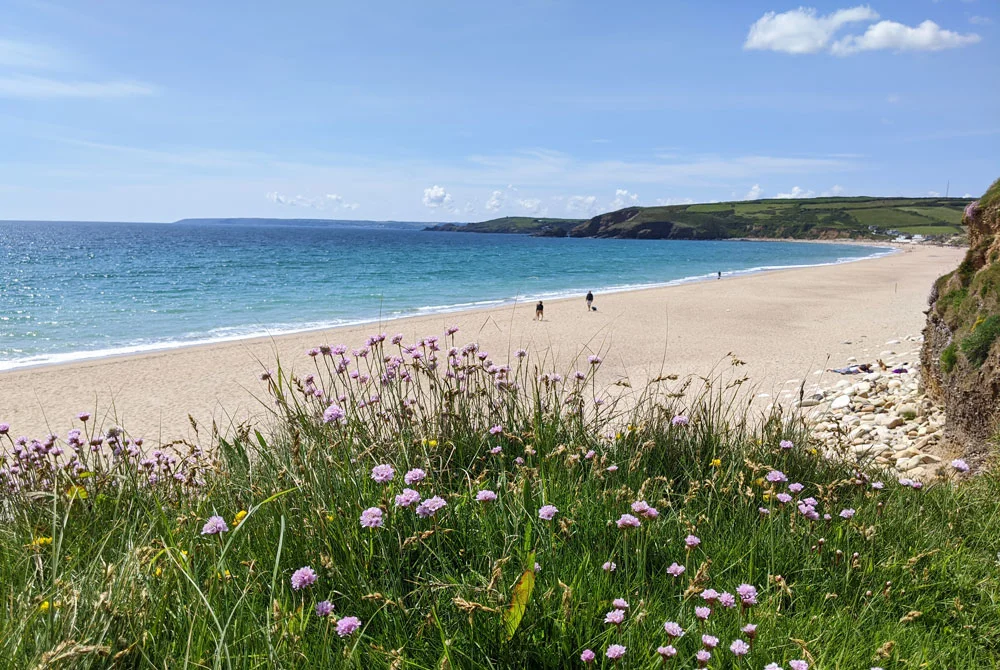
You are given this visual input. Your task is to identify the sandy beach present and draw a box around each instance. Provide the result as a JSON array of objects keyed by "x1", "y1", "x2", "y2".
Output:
[{"x1": 0, "y1": 244, "x2": 964, "y2": 442}]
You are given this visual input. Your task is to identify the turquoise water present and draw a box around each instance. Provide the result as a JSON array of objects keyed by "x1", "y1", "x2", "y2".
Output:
[{"x1": 0, "y1": 219, "x2": 891, "y2": 370}]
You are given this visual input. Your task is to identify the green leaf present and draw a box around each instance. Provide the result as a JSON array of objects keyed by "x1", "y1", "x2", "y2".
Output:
[{"x1": 502, "y1": 551, "x2": 536, "y2": 641}]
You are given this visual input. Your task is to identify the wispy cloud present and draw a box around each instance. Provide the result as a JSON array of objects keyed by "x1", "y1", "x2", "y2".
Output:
[
  {"x1": 831, "y1": 20, "x2": 981, "y2": 55},
  {"x1": 0, "y1": 36, "x2": 158, "y2": 99},
  {"x1": 0, "y1": 38, "x2": 65, "y2": 69},
  {"x1": 266, "y1": 191, "x2": 359, "y2": 210},
  {"x1": 0, "y1": 75, "x2": 158, "y2": 99}
]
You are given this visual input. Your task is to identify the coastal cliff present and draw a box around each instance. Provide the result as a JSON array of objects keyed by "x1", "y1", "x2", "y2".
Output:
[{"x1": 921, "y1": 178, "x2": 1000, "y2": 458}]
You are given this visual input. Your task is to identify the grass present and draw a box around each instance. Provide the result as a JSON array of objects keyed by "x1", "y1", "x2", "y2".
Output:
[
  {"x1": 961, "y1": 314, "x2": 1000, "y2": 367},
  {"x1": 2, "y1": 331, "x2": 1000, "y2": 668},
  {"x1": 940, "y1": 342, "x2": 958, "y2": 373}
]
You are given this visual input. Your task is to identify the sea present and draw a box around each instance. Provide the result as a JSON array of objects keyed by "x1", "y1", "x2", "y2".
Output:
[{"x1": 0, "y1": 219, "x2": 893, "y2": 371}]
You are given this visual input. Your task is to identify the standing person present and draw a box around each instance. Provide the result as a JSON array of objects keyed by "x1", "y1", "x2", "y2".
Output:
[
  {"x1": 535, "y1": 300, "x2": 544, "y2": 321},
  {"x1": 717, "y1": 271, "x2": 722, "y2": 280},
  {"x1": 586, "y1": 291, "x2": 594, "y2": 311}
]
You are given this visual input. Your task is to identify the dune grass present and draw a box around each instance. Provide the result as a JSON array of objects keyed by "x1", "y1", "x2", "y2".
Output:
[{"x1": 2, "y1": 330, "x2": 999, "y2": 669}]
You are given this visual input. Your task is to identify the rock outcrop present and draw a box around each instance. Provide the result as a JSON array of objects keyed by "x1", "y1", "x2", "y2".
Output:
[{"x1": 921, "y1": 178, "x2": 1000, "y2": 460}]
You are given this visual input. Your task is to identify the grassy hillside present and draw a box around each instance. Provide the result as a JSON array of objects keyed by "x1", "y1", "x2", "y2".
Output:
[
  {"x1": 430, "y1": 196, "x2": 972, "y2": 240},
  {"x1": 3, "y1": 330, "x2": 1000, "y2": 667}
]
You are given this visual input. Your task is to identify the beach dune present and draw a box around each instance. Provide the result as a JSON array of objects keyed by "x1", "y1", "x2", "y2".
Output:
[{"x1": 0, "y1": 245, "x2": 964, "y2": 442}]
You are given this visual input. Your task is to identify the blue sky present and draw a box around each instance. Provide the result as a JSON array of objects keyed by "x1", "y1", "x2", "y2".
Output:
[{"x1": 0, "y1": 0, "x2": 997, "y2": 222}]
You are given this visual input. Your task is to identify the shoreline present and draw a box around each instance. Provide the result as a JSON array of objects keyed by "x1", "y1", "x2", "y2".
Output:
[
  {"x1": 0, "y1": 244, "x2": 963, "y2": 442},
  {"x1": 0, "y1": 240, "x2": 896, "y2": 374}
]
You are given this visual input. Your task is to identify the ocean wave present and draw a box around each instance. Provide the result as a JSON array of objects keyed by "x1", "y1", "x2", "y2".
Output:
[{"x1": 0, "y1": 244, "x2": 895, "y2": 372}]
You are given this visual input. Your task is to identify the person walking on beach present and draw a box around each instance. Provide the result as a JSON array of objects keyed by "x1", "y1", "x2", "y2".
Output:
[
  {"x1": 717, "y1": 271, "x2": 721, "y2": 280},
  {"x1": 535, "y1": 301, "x2": 544, "y2": 321},
  {"x1": 586, "y1": 291, "x2": 594, "y2": 311}
]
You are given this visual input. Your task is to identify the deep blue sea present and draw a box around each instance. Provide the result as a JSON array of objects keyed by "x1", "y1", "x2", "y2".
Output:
[{"x1": 0, "y1": 219, "x2": 892, "y2": 370}]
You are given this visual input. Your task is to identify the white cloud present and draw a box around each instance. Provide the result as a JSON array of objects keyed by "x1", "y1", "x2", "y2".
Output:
[
  {"x1": 927, "y1": 190, "x2": 941, "y2": 197},
  {"x1": 744, "y1": 6, "x2": 879, "y2": 54},
  {"x1": 566, "y1": 195, "x2": 598, "y2": 215},
  {"x1": 0, "y1": 75, "x2": 158, "y2": 99},
  {"x1": 485, "y1": 189, "x2": 504, "y2": 212},
  {"x1": 821, "y1": 185, "x2": 846, "y2": 196},
  {"x1": 969, "y1": 16, "x2": 992, "y2": 26},
  {"x1": 656, "y1": 197, "x2": 695, "y2": 206},
  {"x1": 775, "y1": 186, "x2": 816, "y2": 199},
  {"x1": 831, "y1": 20, "x2": 981, "y2": 55},
  {"x1": 463, "y1": 201, "x2": 476, "y2": 215},
  {"x1": 325, "y1": 193, "x2": 359, "y2": 210},
  {"x1": 745, "y1": 184, "x2": 764, "y2": 200},
  {"x1": 609, "y1": 188, "x2": 639, "y2": 210},
  {"x1": 422, "y1": 185, "x2": 453, "y2": 210},
  {"x1": 518, "y1": 198, "x2": 543, "y2": 214},
  {"x1": 267, "y1": 191, "x2": 359, "y2": 210}
]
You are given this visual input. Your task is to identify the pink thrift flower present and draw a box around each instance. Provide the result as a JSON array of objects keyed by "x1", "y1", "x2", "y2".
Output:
[
  {"x1": 395, "y1": 488, "x2": 421, "y2": 508},
  {"x1": 701, "y1": 588, "x2": 719, "y2": 602},
  {"x1": 315, "y1": 600, "x2": 334, "y2": 617},
  {"x1": 602, "y1": 561, "x2": 616, "y2": 572},
  {"x1": 201, "y1": 515, "x2": 229, "y2": 535},
  {"x1": 604, "y1": 609, "x2": 625, "y2": 625},
  {"x1": 765, "y1": 664, "x2": 783, "y2": 670},
  {"x1": 759, "y1": 507, "x2": 771, "y2": 515},
  {"x1": 538, "y1": 504, "x2": 558, "y2": 521},
  {"x1": 489, "y1": 424, "x2": 503, "y2": 435},
  {"x1": 489, "y1": 446, "x2": 503, "y2": 455},
  {"x1": 788, "y1": 482, "x2": 804, "y2": 493},
  {"x1": 685, "y1": 534, "x2": 701, "y2": 549},
  {"x1": 790, "y1": 661, "x2": 809, "y2": 670},
  {"x1": 736, "y1": 584, "x2": 758, "y2": 606},
  {"x1": 730, "y1": 639, "x2": 750, "y2": 656},
  {"x1": 951, "y1": 459, "x2": 969, "y2": 473},
  {"x1": 696, "y1": 649, "x2": 711, "y2": 665},
  {"x1": 476, "y1": 489, "x2": 497, "y2": 502},
  {"x1": 370, "y1": 464, "x2": 394, "y2": 483},
  {"x1": 776, "y1": 493, "x2": 793, "y2": 504},
  {"x1": 667, "y1": 562, "x2": 685, "y2": 577},
  {"x1": 584, "y1": 450, "x2": 596, "y2": 459},
  {"x1": 290, "y1": 566, "x2": 317, "y2": 590},
  {"x1": 335, "y1": 615, "x2": 361, "y2": 637},
  {"x1": 359, "y1": 507, "x2": 383, "y2": 528},
  {"x1": 631, "y1": 500, "x2": 650, "y2": 513},
  {"x1": 839, "y1": 508, "x2": 855, "y2": 519},
  {"x1": 404, "y1": 468, "x2": 426, "y2": 484},
  {"x1": 719, "y1": 592, "x2": 737, "y2": 608},
  {"x1": 779, "y1": 439, "x2": 794, "y2": 449},
  {"x1": 77, "y1": 412, "x2": 90, "y2": 422},
  {"x1": 741, "y1": 623, "x2": 758, "y2": 639},
  {"x1": 657, "y1": 645, "x2": 677, "y2": 659},
  {"x1": 323, "y1": 404, "x2": 346, "y2": 424},
  {"x1": 605, "y1": 644, "x2": 626, "y2": 660},
  {"x1": 663, "y1": 621, "x2": 684, "y2": 638},
  {"x1": 765, "y1": 470, "x2": 787, "y2": 483},
  {"x1": 606, "y1": 464, "x2": 618, "y2": 472},
  {"x1": 580, "y1": 649, "x2": 596, "y2": 664},
  {"x1": 643, "y1": 507, "x2": 659, "y2": 518},
  {"x1": 695, "y1": 606, "x2": 711, "y2": 620},
  {"x1": 415, "y1": 495, "x2": 447, "y2": 518},
  {"x1": 612, "y1": 598, "x2": 629, "y2": 610},
  {"x1": 671, "y1": 415, "x2": 689, "y2": 426},
  {"x1": 616, "y1": 513, "x2": 641, "y2": 528},
  {"x1": 702, "y1": 634, "x2": 719, "y2": 649}
]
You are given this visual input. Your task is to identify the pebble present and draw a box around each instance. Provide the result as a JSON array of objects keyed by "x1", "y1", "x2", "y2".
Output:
[{"x1": 805, "y1": 345, "x2": 949, "y2": 480}]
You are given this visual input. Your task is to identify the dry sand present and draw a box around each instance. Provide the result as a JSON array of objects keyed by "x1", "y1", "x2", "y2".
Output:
[{"x1": 0, "y1": 244, "x2": 964, "y2": 443}]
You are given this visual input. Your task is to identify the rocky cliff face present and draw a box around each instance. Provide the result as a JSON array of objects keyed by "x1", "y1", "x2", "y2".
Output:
[{"x1": 921, "y1": 178, "x2": 1000, "y2": 458}]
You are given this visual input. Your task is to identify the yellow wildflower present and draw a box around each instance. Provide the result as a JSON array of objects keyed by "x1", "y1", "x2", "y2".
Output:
[
  {"x1": 755, "y1": 477, "x2": 765, "y2": 487},
  {"x1": 233, "y1": 510, "x2": 248, "y2": 527},
  {"x1": 154, "y1": 567, "x2": 163, "y2": 577},
  {"x1": 710, "y1": 459, "x2": 722, "y2": 468},
  {"x1": 65, "y1": 485, "x2": 88, "y2": 500},
  {"x1": 38, "y1": 601, "x2": 50, "y2": 613},
  {"x1": 31, "y1": 537, "x2": 53, "y2": 547},
  {"x1": 762, "y1": 491, "x2": 772, "y2": 502}
]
